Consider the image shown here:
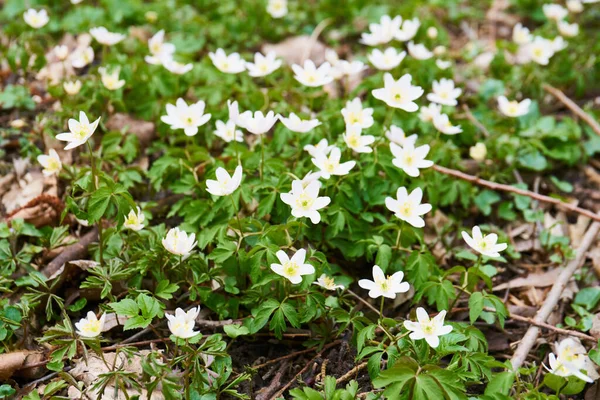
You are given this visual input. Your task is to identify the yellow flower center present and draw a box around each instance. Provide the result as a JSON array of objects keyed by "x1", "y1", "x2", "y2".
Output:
[
  {"x1": 507, "y1": 102, "x2": 519, "y2": 115},
  {"x1": 422, "y1": 323, "x2": 434, "y2": 334},
  {"x1": 47, "y1": 158, "x2": 60, "y2": 171},
  {"x1": 76, "y1": 125, "x2": 90, "y2": 140},
  {"x1": 403, "y1": 154, "x2": 414, "y2": 166},
  {"x1": 296, "y1": 193, "x2": 314, "y2": 210},
  {"x1": 81, "y1": 319, "x2": 101, "y2": 334},
  {"x1": 399, "y1": 201, "x2": 413, "y2": 217},
  {"x1": 347, "y1": 135, "x2": 359, "y2": 148},
  {"x1": 323, "y1": 159, "x2": 337, "y2": 173},
  {"x1": 323, "y1": 276, "x2": 335, "y2": 288},
  {"x1": 283, "y1": 261, "x2": 299, "y2": 277}
]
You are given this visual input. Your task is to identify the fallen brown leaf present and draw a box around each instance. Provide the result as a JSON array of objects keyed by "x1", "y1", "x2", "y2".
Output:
[
  {"x1": 106, "y1": 113, "x2": 156, "y2": 149},
  {"x1": 493, "y1": 268, "x2": 561, "y2": 291},
  {"x1": 0, "y1": 350, "x2": 45, "y2": 380}
]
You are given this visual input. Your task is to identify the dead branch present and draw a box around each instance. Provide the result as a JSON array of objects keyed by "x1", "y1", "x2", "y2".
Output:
[
  {"x1": 42, "y1": 227, "x2": 99, "y2": 278},
  {"x1": 336, "y1": 362, "x2": 368, "y2": 385},
  {"x1": 510, "y1": 219, "x2": 600, "y2": 370},
  {"x1": 543, "y1": 84, "x2": 600, "y2": 136},
  {"x1": 432, "y1": 164, "x2": 600, "y2": 223}
]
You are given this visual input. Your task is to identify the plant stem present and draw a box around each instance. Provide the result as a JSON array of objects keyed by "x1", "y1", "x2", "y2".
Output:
[
  {"x1": 229, "y1": 195, "x2": 244, "y2": 240},
  {"x1": 379, "y1": 297, "x2": 385, "y2": 319},
  {"x1": 87, "y1": 142, "x2": 104, "y2": 267},
  {"x1": 260, "y1": 134, "x2": 265, "y2": 181}
]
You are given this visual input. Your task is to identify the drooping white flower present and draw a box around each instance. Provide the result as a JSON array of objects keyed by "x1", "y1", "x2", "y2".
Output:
[
  {"x1": 358, "y1": 265, "x2": 410, "y2": 299},
  {"x1": 300, "y1": 171, "x2": 322, "y2": 188},
  {"x1": 513, "y1": 23, "x2": 533, "y2": 44},
  {"x1": 270, "y1": 249, "x2": 315, "y2": 284},
  {"x1": 343, "y1": 125, "x2": 375, "y2": 153},
  {"x1": 280, "y1": 180, "x2": 330, "y2": 224},
  {"x1": 385, "y1": 187, "x2": 432, "y2": 228},
  {"x1": 90, "y1": 27, "x2": 126, "y2": 46},
  {"x1": 558, "y1": 21, "x2": 579, "y2": 37},
  {"x1": 162, "y1": 227, "x2": 197, "y2": 257},
  {"x1": 545, "y1": 339, "x2": 594, "y2": 383},
  {"x1": 435, "y1": 59, "x2": 452, "y2": 70},
  {"x1": 267, "y1": 0, "x2": 288, "y2": 18},
  {"x1": 419, "y1": 103, "x2": 442, "y2": 123},
  {"x1": 161, "y1": 98, "x2": 211, "y2": 136},
  {"x1": 53, "y1": 45, "x2": 69, "y2": 61},
  {"x1": 311, "y1": 147, "x2": 356, "y2": 179},
  {"x1": 372, "y1": 73, "x2": 424, "y2": 112},
  {"x1": 227, "y1": 100, "x2": 248, "y2": 129},
  {"x1": 280, "y1": 113, "x2": 321, "y2": 133},
  {"x1": 470, "y1": 143, "x2": 487, "y2": 161},
  {"x1": 71, "y1": 47, "x2": 94, "y2": 69},
  {"x1": 145, "y1": 30, "x2": 176, "y2": 65},
  {"x1": 566, "y1": 0, "x2": 584, "y2": 12},
  {"x1": 427, "y1": 78, "x2": 462, "y2": 106},
  {"x1": 314, "y1": 274, "x2": 345, "y2": 290},
  {"x1": 214, "y1": 120, "x2": 243, "y2": 143},
  {"x1": 432, "y1": 113, "x2": 462, "y2": 135},
  {"x1": 292, "y1": 60, "x2": 334, "y2": 87},
  {"x1": 98, "y1": 67, "x2": 125, "y2": 91},
  {"x1": 75, "y1": 311, "x2": 106, "y2": 338},
  {"x1": 209, "y1": 49, "x2": 246, "y2": 74},
  {"x1": 497, "y1": 96, "x2": 531, "y2": 117},
  {"x1": 390, "y1": 142, "x2": 433, "y2": 177},
  {"x1": 162, "y1": 59, "x2": 193, "y2": 75},
  {"x1": 206, "y1": 165, "x2": 243, "y2": 197},
  {"x1": 395, "y1": 17, "x2": 420, "y2": 41},
  {"x1": 304, "y1": 138, "x2": 334, "y2": 158},
  {"x1": 23, "y1": 9, "x2": 49, "y2": 29},
  {"x1": 56, "y1": 111, "x2": 101, "y2": 150},
  {"x1": 360, "y1": 15, "x2": 403, "y2": 46},
  {"x1": 407, "y1": 41, "x2": 433, "y2": 60},
  {"x1": 63, "y1": 80, "x2": 82, "y2": 95},
  {"x1": 461, "y1": 226, "x2": 507, "y2": 258},
  {"x1": 368, "y1": 47, "x2": 406, "y2": 71},
  {"x1": 543, "y1": 4, "x2": 568, "y2": 21},
  {"x1": 166, "y1": 307, "x2": 200, "y2": 339},
  {"x1": 246, "y1": 51, "x2": 282, "y2": 77},
  {"x1": 37, "y1": 149, "x2": 62, "y2": 176},
  {"x1": 124, "y1": 207, "x2": 145, "y2": 231},
  {"x1": 238, "y1": 111, "x2": 278, "y2": 135},
  {"x1": 341, "y1": 98, "x2": 374, "y2": 129},
  {"x1": 403, "y1": 307, "x2": 453, "y2": 348},
  {"x1": 385, "y1": 125, "x2": 417, "y2": 146}
]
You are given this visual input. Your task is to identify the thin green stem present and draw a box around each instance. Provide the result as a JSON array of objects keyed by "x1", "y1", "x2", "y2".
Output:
[
  {"x1": 87, "y1": 142, "x2": 104, "y2": 267},
  {"x1": 379, "y1": 297, "x2": 385, "y2": 319},
  {"x1": 229, "y1": 195, "x2": 244, "y2": 240},
  {"x1": 260, "y1": 134, "x2": 265, "y2": 181}
]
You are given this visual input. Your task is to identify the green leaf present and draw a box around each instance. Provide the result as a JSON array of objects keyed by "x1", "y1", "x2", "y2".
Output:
[
  {"x1": 468, "y1": 292, "x2": 484, "y2": 324},
  {"x1": 137, "y1": 294, "x2": 161, "y2": 319},
  {"x1": 109, "y1": 298, "x2": 139, "y2": 317},
  {"x1": 375, "y1": 244, "x2": 392, "y2": 270},
  {"x1": 88, "y1": 187, "x2": 113, "y2": 222},
  {"x1": 123, "y1": 315, "x2": 152, "y2": 331},
  {"x1": 155, "y1": 280, "x2": 179, "y2": 300},
  {"x1": 223, "y1": 323, "x2": 250, "y2": 339}
]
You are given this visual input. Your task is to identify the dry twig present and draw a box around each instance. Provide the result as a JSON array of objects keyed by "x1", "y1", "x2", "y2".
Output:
[
  {"x1": 336, "y1": 362, "x2": 368, "y2": 385},
  {"x1": 543, "y1": 84, "x2": 600, "y2": 136},
  {"x1": 42, "y1": 227, "x2": 98, "y2": 278},
  {"x1": 510, "y1": 219, "x2": 600, "y2": 370},
  {"x1": 432, "y1": 165, "x2": 600, "y2": 223}
]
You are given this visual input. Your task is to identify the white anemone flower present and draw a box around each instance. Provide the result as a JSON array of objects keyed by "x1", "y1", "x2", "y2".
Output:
[
  {"x1": 166, "y1": 307, "x2": 200, "y2": 339},
  {"x1": 385, "y1": 187, "x2": 432, "y2": 228},
  {"x1": 124, "y1": 207, "x2": 145, "y2": 231},
  {"x1": 90, "y1": 27, "x2": 126, "y2": 46},
  {"x1": 162, "y1": 227, "x2": 197, "y2": 257},
  {"x1": 245, "y1": 51, "x2": 282, "y2": 77},
  {"x1": 206, "y1": 165, "x2": 243, "y2": 197},
  {"x1": 23, "y1": 9, "x2": 49, "y2": 29},
  {"x1": 341, "y1": 98, "x2": 374, "y2": 129},
  {"x1": 390, "y1": 142, "x2": 433, "y2": 177},
  {"x1": 209, "y1": 48, "x2": 246, "y2": 74},
  {"x1": 280, "y1": 180, "x2": 331, "y2": 224},
  {"x1": 367, "y1": 47, "x2": 406, "y2": 71},
  {"x1": 161, "y1": 98, "x2": 211, "y2": 136},
  {"x1": 75, "y1": 312, "x2": 106, "y2": 338},
  {"x1": 343, "y1": 125, "x2": 375, "y2": 153},
  {"x1": 407, "y1": 42, "x2": 433, "y2": 60},
  {"x1": 461, "y1": 226, "x2": 507, "y2": 258},
  {"x1": 280, "y1": 113, "x2": 321, "y2": 133},
  {"x1": 385, "y1": 125, "x2": 417, "y2": 146},
  {"x1": 311, "y1": 147, "x2": 356, "y2": 179},
  {"x1": 372, "y1": 73, "x2": 424, "y2": 112},
  {"x1": 427, "y1": 78, "x2": 462, "y2": 106},
  {"x1": 292, "y1": 60, "x2": 334, "y2": 87},
  {"x1": 56, "y1": 111, "x2": 100, "y2": 150},
  {"x1": 432, "y1": 113, "x2": 462, "y2": 135},
  {"x1": 497, "y1": 96, "x2": 531, "y2": 117},
  {"x1": 214, "y1": 120, "x2": 243, "y2": 143},
  {"x1": 37, "y1": 149, "x2": 62, "y2": 176},
  {"x1": 403, "y1": 307, "x2": 453, "y2": 348},
  {"x1": 270, "y1": 249, "x2": 315, "y2": 284},
  {"x1": 358, "y1": 265, "x2": 410, "y2": 299}
]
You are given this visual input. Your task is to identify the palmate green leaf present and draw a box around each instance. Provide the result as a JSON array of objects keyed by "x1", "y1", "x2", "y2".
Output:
[
  {"x1": 269, "y1": 307, "x2": 286, "y2": 339},
  {"x1": 87, "y1": 187, "x2": 113, "y2": 222},
  {"x1": 109, "y1": 298, "x2": 139, "y2": 317},
  {"x1": 137, "y1": 294, "x2": 162, "y2": 319},
  {"x1": 468, "y1": 292, "x2": 484, "y2": 324},
  {"x1": 375, "y1": 244, "x2": 392, "y2": 270},
  {"x1": 281, "y1": 301, "x2": 300, "y2": 328},
  {"x1": 155, "y1": 280, "x2": 179, "y2": 300}
]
